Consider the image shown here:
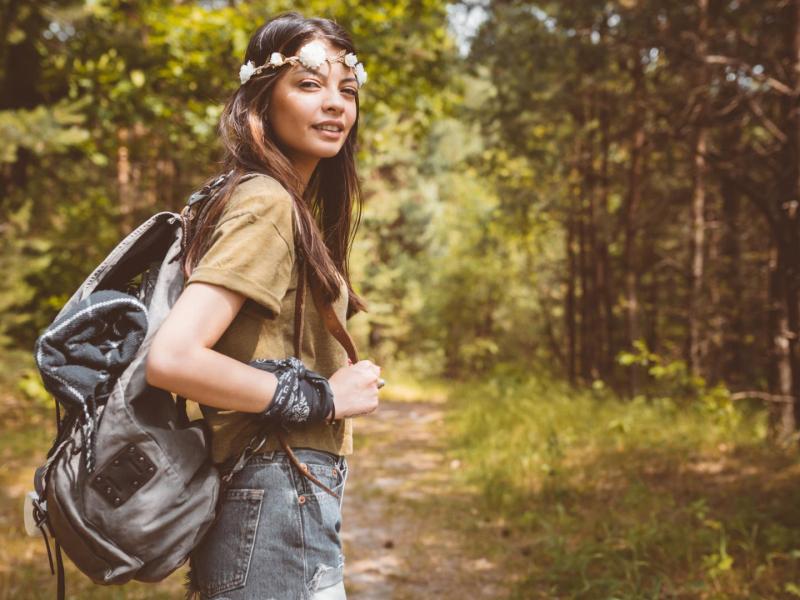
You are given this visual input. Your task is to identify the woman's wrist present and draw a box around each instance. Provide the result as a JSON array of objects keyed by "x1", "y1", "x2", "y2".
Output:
[{"x1": 249, "y1": 357, "x2": 335, "y2": 426}]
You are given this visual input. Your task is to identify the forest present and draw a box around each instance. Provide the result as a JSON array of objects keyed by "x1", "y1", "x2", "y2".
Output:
[{"x1": 4, "y1": 0, "x2": 800, "y2": 598}]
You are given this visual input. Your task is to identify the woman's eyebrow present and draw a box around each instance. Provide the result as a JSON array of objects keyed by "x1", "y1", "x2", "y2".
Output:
[{"x1": 295, "y1": 67, "x2": 358, "y2": 85}]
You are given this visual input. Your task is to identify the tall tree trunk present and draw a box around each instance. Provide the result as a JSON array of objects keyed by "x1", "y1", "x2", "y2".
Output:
[
  {"x1": 582, "y1": 136, "x2": 605, "y2": 381},
  {"x1": 786, "y1": 0, "x2": 800, "y2": 441},
  {"x1": 582, "y1": 96, "x2": 603, "y2": 381},
  {"x1": 707, "y1": 199, "x2": 723, "y2": 384},
  {"x1": 0, "y1": 3, "x2": 45, "y2": 202},
  {"x1": 645, "y1": 265, "x2": 660, "y2": 356},
  {"x1": 623, "y1": 56, "x2": 645, "y2": 397},
  {"x1": 768, "y1": 245, "x2": 796, "y2": 445},
  {"x1": 719, "y1": 177, "x2": 743, "y2": 383},
  {"x1": 579, "y1": 177, "x2": 594, "y2": 381},
  {"x1": 688, "y1": 0, "x2": 709, "y2": 379},
  {"x1": 768, "y1": 0, "x2": 800, "y2": 445},
  {"x1": 598, "y1": 99, "x2": 615, "y2": 380},
  {"x1": 688, "y1": 125, "x2": 708, "y2": 379},
  {"x1": 566, "y1": 199, "x2": 578, "y2": 385}
]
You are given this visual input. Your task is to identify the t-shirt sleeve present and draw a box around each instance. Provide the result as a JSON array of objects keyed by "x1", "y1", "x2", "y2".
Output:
[{"x1": 186, "y1": 182, "x2": 295, "y2": 315}]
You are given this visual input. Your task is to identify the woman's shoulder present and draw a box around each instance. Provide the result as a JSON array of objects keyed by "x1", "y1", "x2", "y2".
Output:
[{"x1": 223, "y1": 173, "x2": 293, "y2": 221}]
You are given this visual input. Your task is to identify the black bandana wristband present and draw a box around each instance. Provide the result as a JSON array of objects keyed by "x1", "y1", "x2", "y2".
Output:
[
  {"x1": 299, "y1": 374, "x2": 335, "y2": 423},
  {"x1": 249, "y1": 357, "x2": 334, "y2": 426}
]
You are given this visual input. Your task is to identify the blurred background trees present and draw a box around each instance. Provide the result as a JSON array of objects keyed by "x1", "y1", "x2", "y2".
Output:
[
  {"x1": 4, "y1": 0, "x2": 800, "y2": 443},
  {"x1": 457, "y1": 0, "x2": 800, "y2": 447}
]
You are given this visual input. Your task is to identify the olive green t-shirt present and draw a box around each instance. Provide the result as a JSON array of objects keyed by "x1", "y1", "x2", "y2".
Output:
[{"x1": 186, "y1": 174, "x2": 352, "y2": 464}]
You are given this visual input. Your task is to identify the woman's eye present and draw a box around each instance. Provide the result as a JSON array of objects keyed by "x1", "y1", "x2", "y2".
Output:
[
  {"x1": 342, "y1": 88, "x2": 358, "y2": 97},
  {"x1": 300, "y1": 80, "x2": 320, "y2": 89}
]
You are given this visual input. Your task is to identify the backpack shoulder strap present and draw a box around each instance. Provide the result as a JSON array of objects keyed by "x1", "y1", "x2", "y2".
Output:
[
  {"x1": 309, "y1": 279, "x2": 358, "y2": 364},
  {"x1": 185, "y1": 171, "x2": 261, "y2": 210},
  {"x1": 180, "y1": 171, "x2": 264, "y2": 261}
]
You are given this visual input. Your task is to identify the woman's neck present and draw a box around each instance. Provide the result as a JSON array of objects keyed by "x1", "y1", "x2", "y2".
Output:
[{"x1": 292, "y1": 156, "x2": 320, "y2": 192}]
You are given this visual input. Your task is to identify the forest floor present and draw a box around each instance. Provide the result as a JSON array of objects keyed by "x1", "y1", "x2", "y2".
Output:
[
  {"x1": 5, "y1": 355, "x2": 800, "y2": 599},
  {"x1": 341, "y1": 393, "x2": 525, "y2": 599}
]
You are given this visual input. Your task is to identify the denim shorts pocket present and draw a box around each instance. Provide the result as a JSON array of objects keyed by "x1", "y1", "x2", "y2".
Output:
[
  {"x1": 192, "y1": 488, "x2": 264, "y2": 598},
  {"x1": 306, "y1": 461, "x2": 346, "y2": 501}
]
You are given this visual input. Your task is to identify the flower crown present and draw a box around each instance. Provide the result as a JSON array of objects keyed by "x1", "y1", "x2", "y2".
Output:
[{"x1": 239, "y1": 40, "x2": 367, "y2": 88}]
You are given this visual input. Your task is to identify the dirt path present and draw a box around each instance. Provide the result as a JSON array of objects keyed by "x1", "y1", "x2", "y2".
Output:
[
  {"x1": 1, "y1": 389, "x2": 521, "y2": 599},
  {"x1": 341, "y1": 397, "x2": 518, "y2": 599}
]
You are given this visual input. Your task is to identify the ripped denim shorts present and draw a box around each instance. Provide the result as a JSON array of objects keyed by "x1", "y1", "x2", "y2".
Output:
[{"x1": 189, "y1": 448, "x2": 348, "y2": 600}]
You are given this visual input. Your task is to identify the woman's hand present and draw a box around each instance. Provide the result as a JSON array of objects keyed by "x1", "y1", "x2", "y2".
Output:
[{"x1": 328, "y1": 360, "x2": 381, "y2": 418}]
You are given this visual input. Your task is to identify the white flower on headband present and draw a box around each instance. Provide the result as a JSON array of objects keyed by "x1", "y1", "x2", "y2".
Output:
[
  {"x1": 238, "y1": 42, "x2": 368, "y2": 88},
  {"x1": 239, "y1": 60, "x2": 256, "y2": 84},
  {"x1": 298, "y1": 41, "x2": 327, "y2": 70},
  {"x1": 354, "y1": 62, "x2": 368, "y2": 87}
]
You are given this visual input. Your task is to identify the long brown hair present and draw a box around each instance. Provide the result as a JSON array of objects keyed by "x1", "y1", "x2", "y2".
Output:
[{"x1": 184, "y1": 12, "x2": 366, "y2": 317}]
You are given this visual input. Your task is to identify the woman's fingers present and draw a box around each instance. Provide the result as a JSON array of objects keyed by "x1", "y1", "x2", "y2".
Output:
[{"x1": 355, "y1": 360, "x2": 381, "y2": 376}]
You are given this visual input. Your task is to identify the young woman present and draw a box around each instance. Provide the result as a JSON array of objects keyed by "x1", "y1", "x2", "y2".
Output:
[{"x1": 145, "y1": 12, "x2": 381, "y2": 600}]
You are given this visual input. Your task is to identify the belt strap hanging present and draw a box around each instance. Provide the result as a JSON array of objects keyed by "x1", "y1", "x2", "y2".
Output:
[{"x1": 277, "y1": 256, "x2": 359, "y2": 498}]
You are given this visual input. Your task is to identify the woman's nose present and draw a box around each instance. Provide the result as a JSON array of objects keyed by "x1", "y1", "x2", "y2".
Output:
[{"x1": 322, "y1": 88, "x2": 346, "y2": 113}]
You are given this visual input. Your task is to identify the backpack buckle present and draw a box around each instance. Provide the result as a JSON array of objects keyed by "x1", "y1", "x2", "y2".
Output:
[{"x1": 90, "y1": 444, "x2": 157, "y2": 507}]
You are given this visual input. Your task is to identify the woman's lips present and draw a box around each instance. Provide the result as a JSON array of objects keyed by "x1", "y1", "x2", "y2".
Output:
[{"x1": 312, "y1": 125, "x2": 343, "y2": 140}]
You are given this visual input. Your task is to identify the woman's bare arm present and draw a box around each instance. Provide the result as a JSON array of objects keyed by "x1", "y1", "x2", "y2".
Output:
[
  {"x1": 145, "y1": 282, "x2": 278, "y2": 413},
  {"x1": 146, "y1": 281, "x2": 381, "y2": 417}
]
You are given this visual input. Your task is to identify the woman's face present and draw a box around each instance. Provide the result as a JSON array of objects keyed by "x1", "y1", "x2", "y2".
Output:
[{"x1": 267, "y1": 38, "x2": 359, "y2": 176}]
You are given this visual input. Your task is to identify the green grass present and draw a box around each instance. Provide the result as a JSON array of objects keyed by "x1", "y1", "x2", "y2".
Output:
[{"x1": 445, "y1": 370, "x2": 800, "y2": 599}]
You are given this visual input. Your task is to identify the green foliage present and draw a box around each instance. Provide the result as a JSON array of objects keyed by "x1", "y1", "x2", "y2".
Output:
[
  {"x1": 617, "y1": 339, "x2": 702, "y2": 398},
  {"x1": 0, "y1": 0, "x2": 458, "y2": 353},
  {"x1": 445, "y1": 371, "x2": 800, "y2": 598},
  {"x1": 616, "y1": 340, "x2": 744, "y2": 432},
  {"x1": 0, "y1": 99, "x2": 90, "y2": 163},
  {"x1": 0, "y1": 182, "x2": 118, "y2": 347},
  {"x1": 351, "y1": 106, "x2": 565, "y2": 376}
]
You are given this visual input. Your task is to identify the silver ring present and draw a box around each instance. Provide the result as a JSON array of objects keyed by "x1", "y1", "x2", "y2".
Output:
[{"x1": 377, "y1": 378, "x2": 386, "y2": 389}]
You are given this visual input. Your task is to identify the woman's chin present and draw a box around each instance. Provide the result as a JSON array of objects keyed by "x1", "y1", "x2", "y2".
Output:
[{"x1": 313, "y1": 145, "x2": 345, "y2": 159}]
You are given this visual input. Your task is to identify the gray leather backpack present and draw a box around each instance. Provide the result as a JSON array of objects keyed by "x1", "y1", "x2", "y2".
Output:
[{"x1": 29, "y1": 174, "x2": 243, "y2": 598}]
